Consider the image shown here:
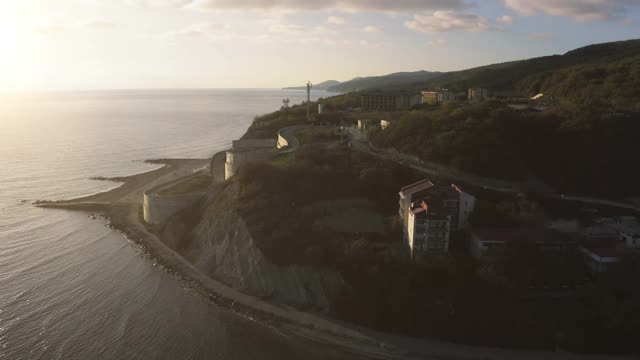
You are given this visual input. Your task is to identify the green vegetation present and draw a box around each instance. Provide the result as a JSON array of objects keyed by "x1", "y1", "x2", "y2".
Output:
[
  {"x1": 325, "y1": 70, "x2": 442, "y2": 93},
  {"x1": 235, "y1": 142, "x2": 417, "y2": 266},
  {"x1": 157, "y1": 174, "x2": 210, "y2": 196},
  {"x1": 371, "y1": 100, "x2": 640, "y2": 196},
  {"x1": 407, "y1": 40, "x2": 640, "y2": 103},
  {"x1": 296, "y1": 127, "x2": 343, "y2": 145}
]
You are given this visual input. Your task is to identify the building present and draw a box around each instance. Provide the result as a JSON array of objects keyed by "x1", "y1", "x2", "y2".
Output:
[
  {"x1": 421, "y1": 90, "x2": 455, "y2": 105},
  {"x1": 578, "y1": 217, "x2": 640, "y2": 272},
  {"x1": 437, "y1": 90, "x2": 455, "y2": 103},
  {"x1": 421, "y1": 91, "x2": 439, "y2": 105},
  {"x1": 399, "y1": 180, "x2": 475, "y2": 257},
  {"x1": 580, "y1": 245, "x2": 621, "y2": 273},
  {"x1": 361, "y1": 91, "x2": 422, "y2": 111},
  {"x1": 407, "y1": 198, "x2": 451, "y2": 258},
  {"x1": 399, "y1": 179, "x2": 435, "y2": 226},
  {"x1": 357, "y1": 119, "x2": 377, "y2": 130},
  {"x1": 468, "y1": 88, "x2": 490, "y2": 101},
  {"x1": 318, "y1": 103, "x2": 325, "y2": 114},
  {"x1": 471, "y1": 228, "x2": 577, "y2": 259}
]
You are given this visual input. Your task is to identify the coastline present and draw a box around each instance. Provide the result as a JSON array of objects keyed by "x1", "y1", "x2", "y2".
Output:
[
  {"x1": 36, "y1": 159, "x2": 403, "y2": 359},
  {"x1": 34, "y1": 138, "x2": 630, "y2": 360}
]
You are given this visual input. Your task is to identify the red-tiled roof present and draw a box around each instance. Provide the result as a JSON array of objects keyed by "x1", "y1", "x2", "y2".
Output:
[{"x1": 399, "y1": 179, "x2": 434, "y2": 199}]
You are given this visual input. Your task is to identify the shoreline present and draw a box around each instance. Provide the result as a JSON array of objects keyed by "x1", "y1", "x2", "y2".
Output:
[
  {"x1": 35, "y1": 158, "x2": 405, "y2": 359},
  {"x1": 34, "y1": 157, "x2": 630, "y2": 359}
]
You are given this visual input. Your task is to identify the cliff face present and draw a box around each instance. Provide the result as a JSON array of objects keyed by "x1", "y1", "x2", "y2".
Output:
[{"x1": 161, "y1": 183, "x2": 348, "y2": 311}]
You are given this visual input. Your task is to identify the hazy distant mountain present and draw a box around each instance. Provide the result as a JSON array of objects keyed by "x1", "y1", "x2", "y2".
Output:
[
  {"x1": 283, "y1": 80, "x2": 341, "y2": 91},
  {"x1": 326, "y1": 71, "x2": 442, "y2": 92}
]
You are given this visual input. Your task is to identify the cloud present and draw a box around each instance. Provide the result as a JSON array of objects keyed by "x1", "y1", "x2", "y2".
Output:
[
  {"x1": 360, "y1": 25, "x2": 383, "y2": 33},
  {"x1": 427, "y1": 38, "x2": 447, "y2": 46},
  {"x1": 528, "y1": 32, "x2": 555, "y2": 39},
  {"x1": 139, "y1": 0, "x2": 469, "y2": 12},
  {"x1": 504, "y1": 0, "x2": 640, "y2": 21},
  {"x1": 327, "y1": 15, "x2": 346, "y2": 24},
  {"x1": 83, "y1": 20, "x2": 117, "y2": 30},
  {"x1": 34, "y1": 24, "x2": 66, "y2": 34},
  {"x1": 497, "y1": 15, "x2": 514, "y2": 23},
  {"x1": 268, "y1": 22, "x2": 305, "y2": 34},
  {"x1": 166, "y1": 22, "x2": 230, "y2": 38},
  {"x1": 123, "y1": 0, "x2": 192, "y2": 6},
  {"x1": 405, "y1": 11, "x2": 490, "y2": 33}
]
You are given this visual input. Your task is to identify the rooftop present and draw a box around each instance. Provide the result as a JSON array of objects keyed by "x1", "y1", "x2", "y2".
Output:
[
  {"x1": 399, "y1": 179, "x2": 435, "y2": 199},
  {"x1": 473, "y1": 228, "x2": 577, "y2": 245},
  {"x1": 363, "y1": 90, "x2": 421, "y2": 97}
]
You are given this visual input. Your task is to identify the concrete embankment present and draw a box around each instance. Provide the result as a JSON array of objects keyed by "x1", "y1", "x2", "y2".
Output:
[{"x1": 143, "y1": 173, "x2": 207, "y2": 225}]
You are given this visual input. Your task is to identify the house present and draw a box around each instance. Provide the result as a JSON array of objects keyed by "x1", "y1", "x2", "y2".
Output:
[
  {"x1": 361, "y1": 91, "x2": 422, "y2": 111},
  {"x1": 580, "y1": 244, "x2": 621, "y2": 273},
  {"x1": 407, "y1": 197, "x2": 451, "y2": 258},
  {"x1": 468, "y1": 88, "x2": 490, "y2": 101},
  {"x1": 471, "y1": 228, "x2": 577, "y2": 259}
]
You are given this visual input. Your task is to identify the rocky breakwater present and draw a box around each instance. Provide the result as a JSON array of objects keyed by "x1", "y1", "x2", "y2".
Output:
[{"x1": 159, "y1": 183, "x2": 347, "y2": 311}]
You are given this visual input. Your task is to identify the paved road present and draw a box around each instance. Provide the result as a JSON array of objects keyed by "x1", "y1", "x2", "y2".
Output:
[
  {"x1": 346, "y1": 128, "x2": 640, "y2": 213},
  {"x1": 277, "y1": 125, "x2": 311, "y2": 154}
]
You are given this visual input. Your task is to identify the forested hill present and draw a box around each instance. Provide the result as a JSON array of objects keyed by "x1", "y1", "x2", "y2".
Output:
[
  {"x1": 394, "y1": 39, "x2": 640, "y2": 111},
  {"x1": 324, "y1": 70, "x2": 442, "y2": 93}
]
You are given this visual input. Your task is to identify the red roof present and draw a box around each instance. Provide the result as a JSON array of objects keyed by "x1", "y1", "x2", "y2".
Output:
[{"x1": 399, "y1": 179, "x2": 434, "y2": 199}]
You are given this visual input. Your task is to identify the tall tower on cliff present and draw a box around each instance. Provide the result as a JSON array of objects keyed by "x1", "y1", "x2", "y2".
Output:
[{"x1": 306, "y1": 81, "x2": 312, "y2": 121}]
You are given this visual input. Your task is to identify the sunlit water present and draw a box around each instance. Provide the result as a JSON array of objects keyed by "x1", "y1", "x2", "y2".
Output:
[{"x1": 0, "y1": 89, "x2": 354, "y2": 359}]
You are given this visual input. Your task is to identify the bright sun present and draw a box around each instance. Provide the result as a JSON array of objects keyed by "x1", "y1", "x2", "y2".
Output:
[{"x1": 0, "y1": 4, "x2": 33, "y2": 89}]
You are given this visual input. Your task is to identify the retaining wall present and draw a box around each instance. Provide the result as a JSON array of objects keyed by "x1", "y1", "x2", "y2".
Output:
[
  {"x1": 210, "y1": 150, "x2": 227, "y2": 183},
  {"x1": 277, "y1": 131, "x2": 289, "y2": 149},
  {"x1": 225, "y1": 149, "x2": 277, "y2": 180},
  {"x1": 143, "y1": 175, "x2": 207, "y2": 225}
]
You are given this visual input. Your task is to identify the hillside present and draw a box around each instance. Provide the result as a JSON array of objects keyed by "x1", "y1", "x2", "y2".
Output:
[
  {"x1": 396, "y1": 39, "x2": 640, "y2": 107},
  {"x1": 283, "y1": 80, "x2": 341, "y2": 91},
  {"x1": 325, "y1": 70, "x2": 442, "y2": 93}
]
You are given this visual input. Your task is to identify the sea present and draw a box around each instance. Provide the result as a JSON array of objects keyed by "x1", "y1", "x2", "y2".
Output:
[{"x1": 0, "y1": 89, "x2": 357, "y2": 359}]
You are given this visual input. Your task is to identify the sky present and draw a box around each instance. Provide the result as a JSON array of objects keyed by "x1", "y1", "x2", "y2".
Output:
[{"x1": 0, "y1": 0, "x2": 639, "y2": 91}]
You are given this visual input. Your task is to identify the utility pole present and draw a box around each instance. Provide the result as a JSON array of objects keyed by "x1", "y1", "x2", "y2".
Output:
[
  {"x1": 282, "y1": 98, "x2": 290, "y2": 122},
  {"x1": 306, "y1": 81, "x2": 312, "y2": 122}
]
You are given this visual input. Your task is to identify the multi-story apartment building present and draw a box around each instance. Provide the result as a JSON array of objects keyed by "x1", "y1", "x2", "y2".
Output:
[
  {"x1": 407, "y1": 197, "x2": 452, "y2": 258},
  {"x1": 421, "y1": 89, "x2": 456, "y2": 105},
  {"x1": 468, "y1": 88, "x2": 490, "y2": 101},
  {"x1": 399, "y1": 180, "x2": 475, "y2": 258},
  {"x1": 361, "y1": 91, "x2": 422, "y2": 111}
]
